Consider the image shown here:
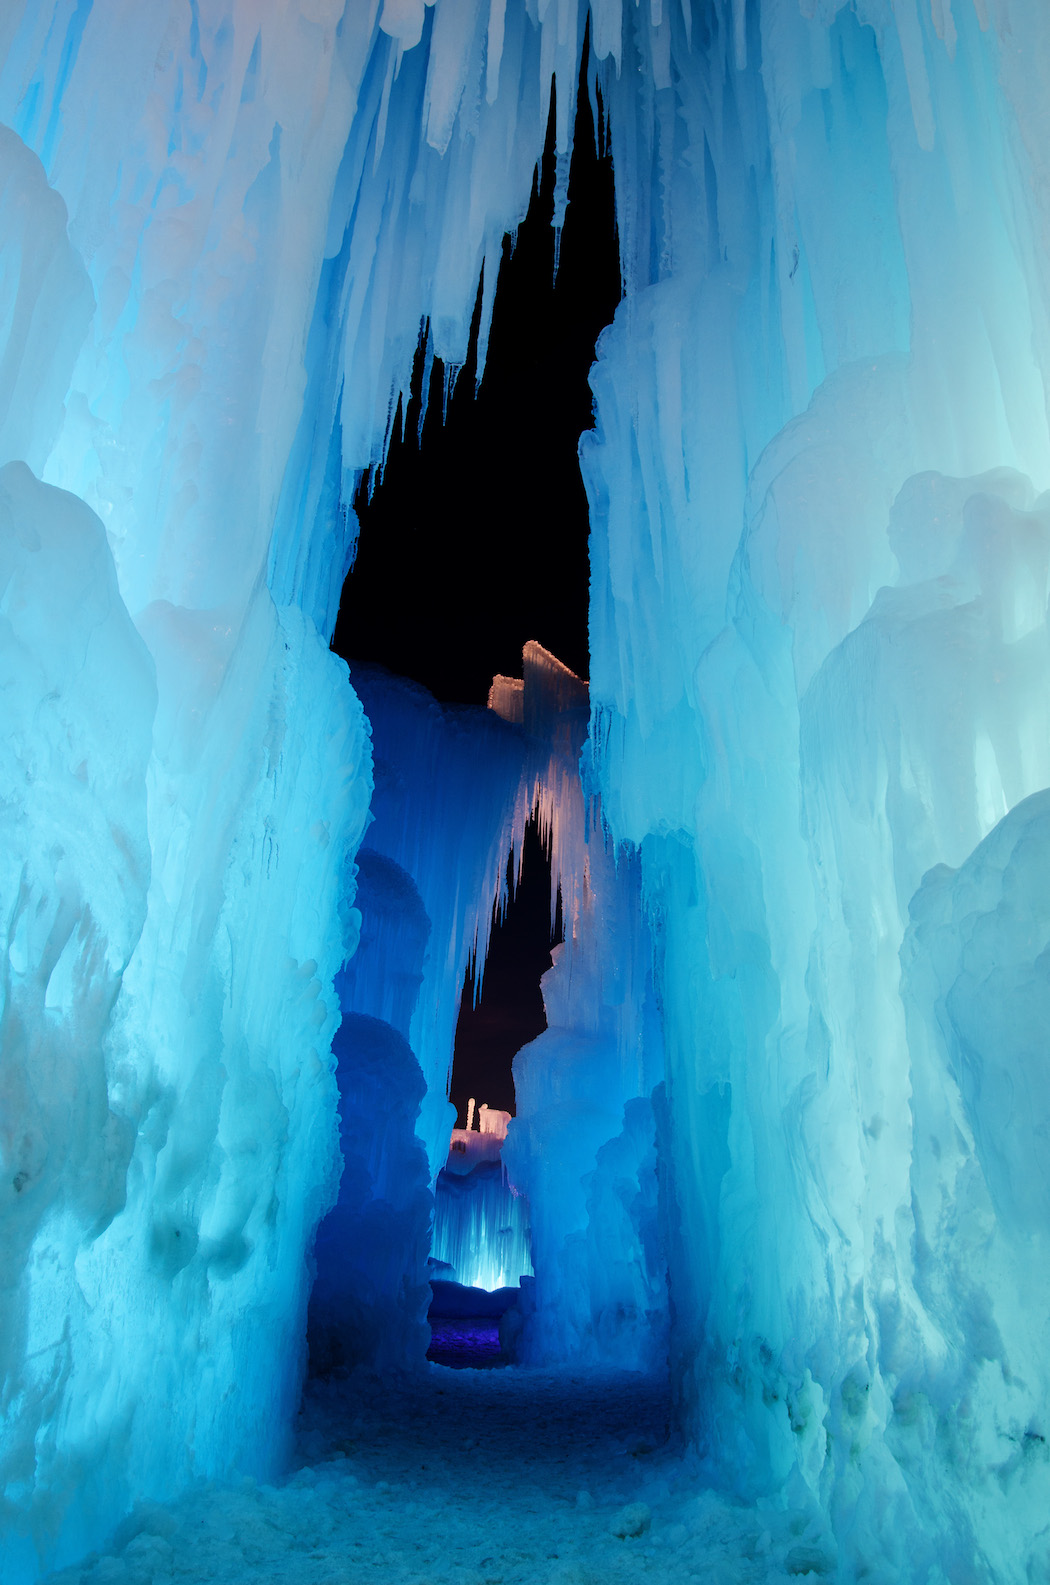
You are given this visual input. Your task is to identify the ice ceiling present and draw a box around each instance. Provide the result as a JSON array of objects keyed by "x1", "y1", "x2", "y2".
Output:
[{"x1": 3, "y1": 2, "x2": 1050, "y2": 1581}]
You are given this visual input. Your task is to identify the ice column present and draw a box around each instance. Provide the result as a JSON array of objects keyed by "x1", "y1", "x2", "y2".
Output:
[{"x1": 498, "y1": 645, "x2": 668, "y2": 1372}]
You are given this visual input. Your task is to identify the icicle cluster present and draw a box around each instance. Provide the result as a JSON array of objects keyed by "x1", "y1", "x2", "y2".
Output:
[{"x1": 431, "y1": 1157, "x2": 533, "y2": 1292}]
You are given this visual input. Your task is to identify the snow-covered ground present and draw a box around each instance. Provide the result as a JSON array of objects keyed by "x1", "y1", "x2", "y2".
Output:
[{"x1": 46, "y1": 1364, "x2": 831, "y2": 1584}]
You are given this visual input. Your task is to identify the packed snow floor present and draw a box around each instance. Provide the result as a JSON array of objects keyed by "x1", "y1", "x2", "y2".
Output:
[{"x1": 47, "y1": 1363, "x2": 830, "y2": 1584}]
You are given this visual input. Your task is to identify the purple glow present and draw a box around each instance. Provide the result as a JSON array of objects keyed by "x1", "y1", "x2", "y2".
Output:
[{"x1": 427, "y1": 1320, "x2": 504, "y2": 1370}]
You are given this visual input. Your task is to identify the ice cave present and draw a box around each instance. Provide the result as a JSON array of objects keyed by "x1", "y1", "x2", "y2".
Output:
[{"x1": 2, "y1": 2, "x2": 1050, "y2": 1581}]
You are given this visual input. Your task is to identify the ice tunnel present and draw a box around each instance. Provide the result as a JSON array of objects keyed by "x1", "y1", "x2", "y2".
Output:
[{"x1": 3, "y1": 2, "x2": 1050, "y2": 1581}]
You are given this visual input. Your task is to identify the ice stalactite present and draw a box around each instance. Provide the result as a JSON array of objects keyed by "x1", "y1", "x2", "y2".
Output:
[
  {"x1": 432, "y1": 1111, "x2": 534, "y2": 1293},
  {"x1": 0, "y1": 2, "x2": 581, "y2": 1574}
]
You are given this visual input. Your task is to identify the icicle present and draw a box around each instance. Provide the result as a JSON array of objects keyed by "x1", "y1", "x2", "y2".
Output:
[
  {"x1": 551, "y1": 146, "x2": 571, "y2": 275},
  {"x1": 590, "y1": 0, "x2": 624, "y2": 68},
  {"x1": 732, "y1": 0, "x2": 747, "y2": 70},
  {"x1": 372, "y1": 36, "x2": 399, "y2": 170},
  {"x1": 442, "y1": 358, "x2": 458, "y2": 422},
  {"x1": 379, "y1": 0, "x2": 426, "y2": 50},
  {"x1": 890, "y1": 0, "x2": 937, "y2": 150},
  {"x1": 485, "y1": 0, "x2": 507, "y2": 102},
  {"x1": 417, "y1": 320, "x2": 435, "y2": 442}
]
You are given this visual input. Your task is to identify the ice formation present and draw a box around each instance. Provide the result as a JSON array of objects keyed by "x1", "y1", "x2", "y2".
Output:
[
  {"x1": 580, "y1": 10, "x2": 1050, "y2": 1579},
  {"x1": 307, "y1": 665, "x2": 527, "y2": 1367},
  {"x1": 494, "y1": 646, "x2": 668, "y2": 1372},
  {"x1": 310, "y1": 647, "x2": 658, "y2": 1351},
  {"x1": 2, "y1": 2, "x2": 1050, "y2": 1582},
  {"x1": 431, "y1": 1105, "x2": 534, "y2": 1293}
]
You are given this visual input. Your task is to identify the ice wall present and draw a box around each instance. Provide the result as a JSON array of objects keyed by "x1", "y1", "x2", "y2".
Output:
[
  {"x1": 308, "y1": 1013, "x2": 433, "y2": 1373},
  {"x1": 307, "y1": 666, "x2": 531, "y2": 1374},
  {"x1": 0, "y1": 3, "x2": 580, "y2": 1572},
  {"x1": 325, "y1": 642, "x2": 665, "y2": 1363},
  {"x1": 0, "y1": 6, "x2": 376, "y2": 1578},
  {"x1": 497, "y1": 646, "x2": 668, "y2": 1371},
  {"x1": 0, "y1": 461, "x2": 370, "y2": 1582},
  {"x1": 432, "y1": 1112, "x2": 533, "y2": 1292},
  {"x1": 582, "y1": 1, "x2": 1050, "y2": 1576}
]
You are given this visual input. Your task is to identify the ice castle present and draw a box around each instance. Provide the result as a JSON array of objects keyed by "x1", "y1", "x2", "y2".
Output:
[{"x1": 3, "y1": 2, "x2": 1050, "y2": 1580}]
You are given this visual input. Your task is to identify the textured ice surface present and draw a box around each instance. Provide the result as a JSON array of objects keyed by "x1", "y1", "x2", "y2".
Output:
[
  {"x1": 431, "y1": 1158, "x2": 533, "y2": 1292},
  {"x1": 582, "y1": 4, "x2": 1050, "y2": 1579}
]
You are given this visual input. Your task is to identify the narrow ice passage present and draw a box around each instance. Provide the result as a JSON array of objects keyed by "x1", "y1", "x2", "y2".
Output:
[{"x1": 6, "y1": 3, "x2": 1050, "y2": 1583}]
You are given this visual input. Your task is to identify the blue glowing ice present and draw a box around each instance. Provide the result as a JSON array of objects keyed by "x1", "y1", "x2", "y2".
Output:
[
  {"x1": 432, "y1": 1113, "x2": 533, "y2": 1293},
  {"x1": 3, "y1": 3, "x2": 1050, "y2": 1582}
]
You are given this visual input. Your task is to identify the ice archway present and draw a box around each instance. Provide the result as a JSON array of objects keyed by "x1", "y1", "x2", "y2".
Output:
[{"x1": 3, "y1": 3, "x2": 1050, "y2": 1580}]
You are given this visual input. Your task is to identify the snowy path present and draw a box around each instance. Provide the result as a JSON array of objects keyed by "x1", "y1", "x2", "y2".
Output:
[{"x1": 49, "y1": 1366, "x2": 821, "y2": 1584}]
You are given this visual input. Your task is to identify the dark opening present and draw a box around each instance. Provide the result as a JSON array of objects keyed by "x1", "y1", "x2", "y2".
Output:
[{"x1": 331, "y1": 40, "x2": 620, "y2": 705}]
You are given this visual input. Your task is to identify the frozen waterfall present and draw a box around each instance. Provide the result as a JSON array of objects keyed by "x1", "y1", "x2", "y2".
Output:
[{"x1": 3, "y1": 2, "x2": 1050, "y2": 1582}]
